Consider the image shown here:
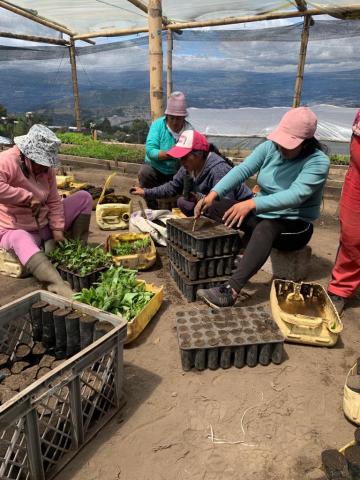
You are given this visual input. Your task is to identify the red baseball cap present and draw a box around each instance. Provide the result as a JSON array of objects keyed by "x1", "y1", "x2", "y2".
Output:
[
  {"x1": 267, "y1": 107, "x2": 317, "y2": 150},
  {"x1": 167, "y1": 130, "x2": 209, "y2": 159}
]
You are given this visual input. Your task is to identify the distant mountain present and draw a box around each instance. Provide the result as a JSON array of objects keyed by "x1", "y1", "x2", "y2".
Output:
[{"x1": 1, "y1": 67, "x2": 358, "y2": 123}]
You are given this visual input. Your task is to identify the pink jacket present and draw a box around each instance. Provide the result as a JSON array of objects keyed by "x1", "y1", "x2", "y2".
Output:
[{"x1": 0, "y1": 146, "x2": 64, "y2": 231}]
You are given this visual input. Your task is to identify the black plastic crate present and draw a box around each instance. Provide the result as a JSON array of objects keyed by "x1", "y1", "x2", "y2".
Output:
[
  {"x1": 168, "y1": 241, "x2": 234, "y2": 281},
  {"x1": 57, "y1": 266, "x2": 107, "y2": 292},
  {"x1": 166, "y1": 218, "x2": 240, "y2": 259},
  {"x1": 169, "y1": 261, "x2": 229, "y2": 302},
  {"x1": 176, "y1": 306, "x2": 285, "y2": 371}
]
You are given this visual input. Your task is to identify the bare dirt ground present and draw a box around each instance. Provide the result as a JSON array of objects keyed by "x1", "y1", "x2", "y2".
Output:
[{"x1": 1, "y1": 168, "x2": 358, "y2": 480}]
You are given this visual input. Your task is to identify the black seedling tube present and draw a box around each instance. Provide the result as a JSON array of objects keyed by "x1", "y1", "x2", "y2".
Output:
[
  {"x1": 208, "y1": 260, "x2": 215, "y2": 278},
  {"x1": 206, "y1": 239, "x2": 214, "y2": 257},
  {"x1": 181, "y1": 350, "x2": 193, "y2": 371},
  {"x1": 30, "y1": 301, "x2": 48, "y2": 342},
  {"x1": 322, "y1": 449, "x2": 351, "y2": 480},
  {"x1": 194, "y1": 349, "x2": 206, "y2": 370},
  {"x1": 246, "y1": 344, "x2": 258, "y2": 367},
  {"x1": 271, "y1": 343, "x2": 284, "y2": 365},
  {"x1": 41, "y1": 305, "x2": 58, "y2": 349},
  {"x1": 207, "y1": 348, "x2": 219, "y2": 370},
  {"x1": 216, "y1": 258, "x2": 224, "y2": 277},
  {"x1": 214, "y1": 238, "x2": 222, "y2": 256},
  {"x1": 53, "y1": 307, "x2": 72, "y2": 359},
  {"x1": 234, "y1": 347, "x2": 245, "y2": 368},
  {"x1": 223, "y1": 237, "x2": 231, "y2": 255},
  {"x1": 198, "y1": 262, "x2": 207, "y2": 280},
  {"x1": 345, "y1": 445, "x2": 360, "y2": 478},
  {"x1": 259, "y1": 344, "x2": 271, "y2": 366},
  {"x1": 93, "y1": 321, "x2": 113, "y2": 341},
  {"x1": 80, "y1": 315, "x2": 98, "y2": 349},
  {"x1": 220, "y1": 347, "x2": 232, "y2": 369},
  {"x1": 65, "y1": 312, "x2": 81, "y2": 357}
]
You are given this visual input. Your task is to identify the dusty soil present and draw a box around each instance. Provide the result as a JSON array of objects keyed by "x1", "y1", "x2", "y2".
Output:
[{"x1": 1, "y1": 168, "x2": 358, "y2": 480}]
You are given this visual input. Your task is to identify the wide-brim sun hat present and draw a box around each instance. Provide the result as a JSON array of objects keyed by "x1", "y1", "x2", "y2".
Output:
[
  {"x1": 165, "y1": 91, "x2": 188, "y2": 117},
  {"x1": 267, "y1": 106, "x2": 318, "y2": 150},
  {"x1": 14, "y1": 124, "x2": 61, "y2": 168},
  {"x1": 167, "y1": 130, "x2": 209, "y2": 159}
]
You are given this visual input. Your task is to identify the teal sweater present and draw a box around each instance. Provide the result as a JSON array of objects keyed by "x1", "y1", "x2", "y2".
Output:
[
  {"x1": 213, "y1": 140, "x2": 330, "y2": 222},
  {"x1": 145, "y1": 116, "x2": 192, "y2": 175}
]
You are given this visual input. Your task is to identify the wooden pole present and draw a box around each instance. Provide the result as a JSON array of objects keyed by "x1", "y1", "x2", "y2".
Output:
[
  {"x1": 0, "y1": 0, "x2": 74, "y2": 35},
  {"x1": 73, "y1": 26, "x2": 148, "y2": 40},
  {"x1": 166, "y1": 4, "x2": 360, "y2": 30},
  {"x1": 148, "y1": 0, "x2": 164, "y2": 121},
  {"x1": 166, "y1": 29, "x2": 173, "y2": 98},
  {"x1": 292, "y1": 14, "x2": 311, "y2": 108},
  {"x1": 69, "y1": 38, "x2": 81, "y2": 130},
  {"x1": 0, "y1": 31, "x2": 68, "y2": 45}
]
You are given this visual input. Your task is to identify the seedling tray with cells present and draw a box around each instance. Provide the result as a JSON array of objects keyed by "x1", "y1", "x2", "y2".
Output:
[
  {"x1": 166, "y1": 218, "x2": 240, "y2": 259},
  {"x1": 169, "y1": 261, "x2": 229, "y2": 302},
  {"x1": 175, "y1": 306, "x2": 285, "y2": 371},
  {"x1": 168, "y1": 241, "x2": 234, "y2": 281},
  {"x1": 0, "y1": 290, "x2": 127, "y2": 480},
  {"x1": 48, "y1": 239, "x2": 112, "y2": 291}
]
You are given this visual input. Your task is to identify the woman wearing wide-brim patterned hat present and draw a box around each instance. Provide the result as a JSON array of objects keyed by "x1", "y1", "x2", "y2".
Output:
[{"x1": 0, "y1": 124, "x2": 93, "y2": 297}]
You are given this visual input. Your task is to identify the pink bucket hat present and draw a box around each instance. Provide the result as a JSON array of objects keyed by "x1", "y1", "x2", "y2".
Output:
[
  {"x1": 167, "y1": 130, "x2": 209, "y2": 158},
  {"x1": 165, "y1": 91, "x2": 188, "y2": 117},
  {"x1": 268, "y1": 107, "x2": 317, "y2": 150}
]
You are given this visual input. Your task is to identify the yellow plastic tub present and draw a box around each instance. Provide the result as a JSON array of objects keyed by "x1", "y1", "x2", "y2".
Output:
[
  {"x1": 0, "y1": 249, "x2": 26, "y2": 278},
  {"x1": 106, "y1": 233, "x2": 157, "y2": 270},
  {"x1": 55, "y1": 174, "x2": 75, "y2": 188},
  {"x1": 343, "y1": 363, "x2": 360, "y2": 426},
  {"x1": 270, "y1": 279, "x2": 343, "y2": 347},
  {"x1": 125, "y1": 281, "x2": 163, "y2": 344},
  {"x1": 96, "y1": 173, "x2": 132, "y2": 230}
]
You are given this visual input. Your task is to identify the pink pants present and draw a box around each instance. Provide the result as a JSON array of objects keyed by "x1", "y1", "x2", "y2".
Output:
[{"x1": 0, "y1": 191, "x2": 93, "y2": 265}]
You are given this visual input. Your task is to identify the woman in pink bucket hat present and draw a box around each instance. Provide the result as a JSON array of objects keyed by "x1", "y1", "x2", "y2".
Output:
[
  {"x1": 192, "y1": 107, "x2": 330, "y2": 309},
  {"x1": 138, "y1": 91, "x2": 193, "y2": 209}
]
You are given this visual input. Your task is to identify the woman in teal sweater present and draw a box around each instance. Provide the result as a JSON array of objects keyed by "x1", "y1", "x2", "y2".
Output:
[
  {"x1": 194, "y1": 107, "x2": 330, "y2": 308},
  {"x1": 139, "y1": 91, "x2": 192, "y2": 208}
]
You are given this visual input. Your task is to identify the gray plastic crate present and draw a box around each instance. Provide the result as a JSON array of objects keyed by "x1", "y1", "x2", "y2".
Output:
[
  {"x1": 176, "y1": 306, "x2": 285, "y2": 371},
  {"x1": 166, "y1": 218, "x2": 240, "y2": 259},
  {"x1": 170, "y1": 261, "x2": 229, "y2": 302},
  {"x1": 0, "y1": 290, "x2": 127, "y2": 480},
  {"x1": 168, "y1": 241, "x2": 234, "y2": 281}
]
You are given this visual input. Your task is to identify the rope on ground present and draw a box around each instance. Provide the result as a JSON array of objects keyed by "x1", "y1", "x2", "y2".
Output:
[{"x1": 207, "y1": 392, "x2": 264, "y2": 446}]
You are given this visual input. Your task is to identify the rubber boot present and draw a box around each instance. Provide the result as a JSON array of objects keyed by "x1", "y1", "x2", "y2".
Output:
[
  {"x1": 26, "y1": 252, "x2": 73, "y2": 298},
  {"x1": 70, "y1": 214, "x2": 91, "y2": 244}
]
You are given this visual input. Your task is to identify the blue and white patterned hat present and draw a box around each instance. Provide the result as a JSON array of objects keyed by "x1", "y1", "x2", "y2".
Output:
[{"x1": 14, "y1": 124, "x2": 61, "y2": 168}]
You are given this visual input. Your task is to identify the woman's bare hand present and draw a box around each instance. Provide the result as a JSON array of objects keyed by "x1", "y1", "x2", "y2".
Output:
[
  {"x1": 194, "y1": 191, "x2": 218, "y2": 219},
  {"x1": 223, "y1": 199, "x2": 256, "y2": 228},
  {"x1": 129, "y1": 186, "x2": 145, "y2": 197}
]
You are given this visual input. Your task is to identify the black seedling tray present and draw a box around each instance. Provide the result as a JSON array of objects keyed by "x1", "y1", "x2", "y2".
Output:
[
  {"x1": 57, "y1": 266, "x2": 108, "y2": 292},
  {"x1": 176, "y1": 306, "x2": 285, "y2": 371},
  {"x1": 166, "y1": 218, "x2": 240, "y2": 259},
  {"x1": 168, "y1": 241, "x2": 234, "y2": 281},
  {"x1": 170, "y1": 261, "x2": 229, "y2": 302}
]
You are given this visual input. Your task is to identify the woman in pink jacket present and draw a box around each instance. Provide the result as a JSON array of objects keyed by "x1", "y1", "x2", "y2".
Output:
[{"x1": 0, "y1": 124, "x2": 93, "y2": 297}]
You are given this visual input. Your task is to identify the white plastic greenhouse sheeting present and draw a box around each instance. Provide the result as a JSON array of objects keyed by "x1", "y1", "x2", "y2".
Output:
[
  {"x1": 187, "y1": 105, "x2": 358, "y2": 142},
  {"x1": 9, "y1": 1, "x2": 358, "y2": 34}
]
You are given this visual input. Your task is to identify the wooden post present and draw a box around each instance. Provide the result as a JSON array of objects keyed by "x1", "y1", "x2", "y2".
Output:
[
  {"x1": 167, "y1": 29, "x2": 173, "y2": 98},
  {"x1": 148, "y1": 0, "x2": 164, "y2": 121},
  {"x1": 69, "y1": 38, "x2": 81, "y2": 130},
  {"x1": 292, "y1": 14, "x2": 311, "y2": 108}
]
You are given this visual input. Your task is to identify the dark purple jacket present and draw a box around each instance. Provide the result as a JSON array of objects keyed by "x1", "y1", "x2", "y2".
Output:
[{"x1": 143, "y1": 151, "x2": 252, "y2": 201}]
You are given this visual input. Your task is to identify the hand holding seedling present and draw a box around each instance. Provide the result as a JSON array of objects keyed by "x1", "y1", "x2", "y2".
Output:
[
  {"x1": 222, "y1": 198, "x2": 256, "y2": 228},
  {"x1": 129, "y1": 186, "x2": 145, "y2": 197},
  {"x1": 52, "y1": 230, "x2": 65, "y2": 243}
]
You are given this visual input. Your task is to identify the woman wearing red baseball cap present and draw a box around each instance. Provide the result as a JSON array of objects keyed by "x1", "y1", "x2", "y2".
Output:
[
  {"x1": 194, "y1": 107, "x2": 330, "y2": 309},
  {"x1": 131, "y1": 130, "x2": 252, "y2": 215}
]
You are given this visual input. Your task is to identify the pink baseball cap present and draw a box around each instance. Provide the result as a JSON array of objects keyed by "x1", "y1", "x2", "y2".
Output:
[
  {"x1": 167, "y1": 130, "x2": 209, "y2": 158},
  {"x1": 267, "y1": 107, "x2": 318, "y2": 150}
]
